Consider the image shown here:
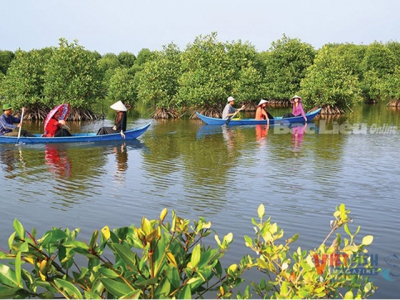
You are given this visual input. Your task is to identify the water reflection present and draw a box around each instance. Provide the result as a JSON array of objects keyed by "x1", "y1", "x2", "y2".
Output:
[
  {"x1": 112, "y1": 142, "x2": 129, "y2": 184},
  {"x1": 256, "y1": 124, "x2": 269, "y2": 148},
  {"x1": 113, "y1": 143, "x2": 128, "y2": 173},
  {"x1": 45, "y1": 144, "x2": 72, "y2": 179},
  {"x1": 1, "y1": 108, "x2": 398, "y2": 298},
  {"x1": 0, "y1": 141, "x2": 147, "y2": 209},
  {"x1": 196, "y1": 125, "x2": 223, "y2": 139},
  {"x1": 291, "y1": 123, "x2": 307, "y2": 152},
  {"x1": 222, "y1": 126, "x2": 234, "y2": 152},
  {"x1": 0, "y1": 147, "x2": 18, "y2": 175}
]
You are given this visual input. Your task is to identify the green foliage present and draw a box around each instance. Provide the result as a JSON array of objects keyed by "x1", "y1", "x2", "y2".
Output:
[
  {"x1": 361, "y1": 42, "x2": 396, "y2": 77},
  {"x1": 43, "y1": 38, "x2": 103, "y2": 109},
  {"x1": 97, "y1": 53, "x2": 122, "y2": 101},
  {"x1": 97, "y1": 53, "x2": 121, "y2": 74},
  {"x1": 362, "y1": 70, "x2": 384, "y2": 101},
  {"x1": 135, "y1": 36, "x2": 267, "y2": 112},
  {"x1": 231, "y1": 66, "x2": 264, "y2": 102},
  {"x1": 135, "y1": 48, "x2": 155, "y2": 66},
  {"x1": 300, "y1": 46, "x2": 362, "y2": 109},
  {"x1": 385, "y1": 41, "x2": 400, "y2": 66},
  {"x1": 106, "y1": 67, "x2": 136, "y2": 103},
  {"x1": 241, "y1": 203, "x2": 378, "y2": 298},
  {"x1": 382, "y1": 65, "x2": 400, "y2": 99},
  {"x1": 226, "y1": 40, "x2": 265, "y2": 102},
  {"x1": 262, "y1": 34, "x2": 316, "y2": 100},
  {"x1": 0, "y1": 204, "x2": 377, "y2": 299},
  {"x1": 0, "y1": 50, "x2": 15, "y2": 75},
  {"x1": 0, "y1": 49, "x2": 50, "y2": 109},
  {"x1": 118, "y1": 51, "x2": 136, "y2": 68},
  {"x1": 364, "y1": 66, "x2": 400, "y2": 101},
  {"x1": 360, "y1": 42, "x2": 398, "y2": 101},
  {"x1": 1, "y1": 36, "x2": 399, "y2": 116},
  {"x1": 324, "y1": 43, "x2": 366, "y2": 80},
  {"x1": 128, "y1": 49, "x2": 156, "y2": 78},
  {"x1": 176, "y1": 32, "x2": 234, "y2": 108},
  {"x1": 225, "y1": 40, "x2": 264, "y2": 77},
  {"x1": 135, "y1": 43, "x2": 182, "y2": 108}
]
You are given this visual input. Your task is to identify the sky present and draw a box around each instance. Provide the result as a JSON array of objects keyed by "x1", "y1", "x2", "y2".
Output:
[{"x1": 2, "y1": 0, "x2": 399, "y2": 55}]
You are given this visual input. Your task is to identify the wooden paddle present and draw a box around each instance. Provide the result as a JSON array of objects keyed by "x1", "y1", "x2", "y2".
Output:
[
  {"x1": 15, "y1": 108, "x2": 25, "y2": 145},
  {"x1": 225, "y1": 106, "x2": 244, "y2": 125}
]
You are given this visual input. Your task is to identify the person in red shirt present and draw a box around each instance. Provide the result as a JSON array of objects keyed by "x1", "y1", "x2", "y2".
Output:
[{"x1": 43, "y1": 111, "x2": 71, "y2": 137}]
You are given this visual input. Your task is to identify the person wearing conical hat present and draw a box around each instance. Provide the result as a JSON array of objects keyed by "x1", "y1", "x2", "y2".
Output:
[
  {"x1": 282, "y1": 95, "x2": 307, "y2": 121},
  {"x1": 255, "y1": 99, "x2": 273, "y2": 122},
  {"x1": 97, "y1": 101, "x2": 130, "y2": 137}
]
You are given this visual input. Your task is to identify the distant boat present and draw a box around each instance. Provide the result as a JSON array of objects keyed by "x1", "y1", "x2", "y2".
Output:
[
  {"x1": 0, "y1": 123, "x2": 151, "y2": 144},
  {"x1": 196, "y1": 108, "x2": 322, "y2": 126}
]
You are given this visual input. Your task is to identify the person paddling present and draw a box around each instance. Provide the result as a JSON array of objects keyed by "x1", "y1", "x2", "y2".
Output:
[
  {"x1": 222, "y1": 96, "x2": 245, "y2": 120},
  {"x1": 0, "y1": 104, "x2": 34, "y2": 137}
]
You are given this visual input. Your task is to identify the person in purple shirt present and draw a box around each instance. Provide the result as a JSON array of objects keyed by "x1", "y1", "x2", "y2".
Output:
[
  {"x1": 0, "y1": 103, "x2": 34, "y2": 136},
  {"x1": 283, "y1": 95, "x2": 307, "y2": 122}
]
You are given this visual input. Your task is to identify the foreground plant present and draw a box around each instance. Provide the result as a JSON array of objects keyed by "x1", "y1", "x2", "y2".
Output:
[
  {"x1": 0, "y1": 204, "x2": 377, "y2": 298},
  {"x1": 239, "y1": 203, "x2": 378, "y2": 298}
]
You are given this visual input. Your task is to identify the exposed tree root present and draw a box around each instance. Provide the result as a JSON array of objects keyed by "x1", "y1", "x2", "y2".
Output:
[
  {"x1": 320, "y1": 104, "x2": 345, "y2": 115},
  {"x1": 152, "y1": 108, "x2": 180, "y2": 119},
  {"x1": 192, "y1": 107, "x2": 223, "y2": 119},
  {"x1": 387, "y1": 99, "x2": 400, "y2": 108}
]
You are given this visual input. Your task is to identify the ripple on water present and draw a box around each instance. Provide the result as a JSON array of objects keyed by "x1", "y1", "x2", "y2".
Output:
[{"x1": 1, "y1": 118, "x2": 399, "y2": 298}]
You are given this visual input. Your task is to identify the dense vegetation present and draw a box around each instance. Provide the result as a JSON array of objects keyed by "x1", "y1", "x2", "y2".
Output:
[
  {"x1": 1, "y1": 33, "x2": 399, "y2": 119},
  {"x1": 0, "y1": 204, "x2": 378, "y2": 298}
]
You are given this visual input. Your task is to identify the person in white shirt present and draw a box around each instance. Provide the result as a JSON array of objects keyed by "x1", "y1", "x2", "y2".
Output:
[{"x1": 222, "y1": 96, "x2": 245, "y2": 119}]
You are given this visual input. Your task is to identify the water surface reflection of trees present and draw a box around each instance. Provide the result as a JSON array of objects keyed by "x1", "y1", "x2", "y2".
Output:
[
  {"x1": 142, "y1": 121, "x2": 268, "y2": 214},
  {"x1": 0, "y1": 142, "x2": 135, "y2": 208}
]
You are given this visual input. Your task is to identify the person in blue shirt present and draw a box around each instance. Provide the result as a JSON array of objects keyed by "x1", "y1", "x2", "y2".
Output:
[{"x1": 0, "y1": 103, "x2": 34, "y2": 137}]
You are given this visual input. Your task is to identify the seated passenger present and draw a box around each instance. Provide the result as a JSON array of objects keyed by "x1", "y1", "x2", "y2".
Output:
[
  {"x1": 97, "y1": 101, "x2": 130, "y2": 138},
  {"x1": 43, "y1": 111, "x2": 71, "y2": 137},
  {"x1": 282, "y1": 95, "x2": 307, "y2": 122},
  {"x1": 255, "y1": 99, "x2": 273, "y2": 122}
]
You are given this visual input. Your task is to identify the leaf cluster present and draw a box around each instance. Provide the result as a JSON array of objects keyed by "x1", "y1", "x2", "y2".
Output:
[
  {"x1": 0, "y1": 204, "x2": 377, "y2": 299},
  {"x1": 1, "y1": 35, "x2": 399, "y2": 118}
]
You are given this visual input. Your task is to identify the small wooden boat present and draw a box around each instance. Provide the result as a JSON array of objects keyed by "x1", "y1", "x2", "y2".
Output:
[
  {"x1": 0, "y1": 123, "x2": 151, "y2": 144},
  {"x1": 196, "y1": 108, "x2": 321, "y2": 126}
]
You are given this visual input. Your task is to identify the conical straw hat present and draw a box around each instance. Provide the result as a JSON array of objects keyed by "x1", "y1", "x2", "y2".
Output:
[{"x1": 110, "y1": 100, "x2": 127, "y2": 111}]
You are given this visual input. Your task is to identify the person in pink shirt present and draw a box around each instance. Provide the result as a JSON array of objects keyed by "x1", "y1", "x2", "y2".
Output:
[{"x1": 283, "y1": 95, "x2": 307, "y2": 122}]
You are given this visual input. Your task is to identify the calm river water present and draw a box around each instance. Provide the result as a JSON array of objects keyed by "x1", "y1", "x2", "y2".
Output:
[{"x1": 1, "y1": 103, "x2": 399, "y2": 298}]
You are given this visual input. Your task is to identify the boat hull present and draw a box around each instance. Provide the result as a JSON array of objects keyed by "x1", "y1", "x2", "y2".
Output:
[
  {"x1": 0, "y1": 123, "x2": 151, "y2": 144},
  {"x1": 196, "y1": 108, "x2": 321, "y2": 125}
]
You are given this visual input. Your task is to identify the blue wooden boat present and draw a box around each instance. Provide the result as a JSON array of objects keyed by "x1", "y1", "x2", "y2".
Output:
[
  {"x1": 0, "y1": 123, "x2": 151, "y2": 144},
  {"x1": 196, "y1": 108, "x2": 321, "y2": 126}
]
